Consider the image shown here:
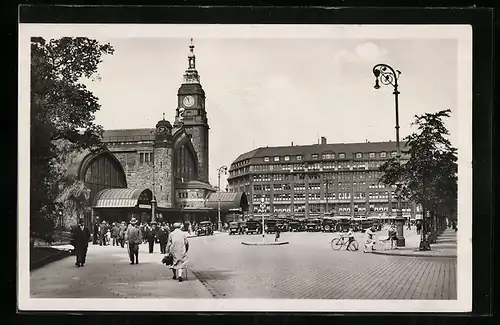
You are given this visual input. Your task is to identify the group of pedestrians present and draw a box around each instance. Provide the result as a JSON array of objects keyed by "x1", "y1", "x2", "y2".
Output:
[{"x1": 71, "y1": 217, "x2": 190, "y2": 283}]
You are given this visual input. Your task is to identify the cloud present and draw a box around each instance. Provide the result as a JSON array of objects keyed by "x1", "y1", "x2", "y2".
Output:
[{"x1": 334, "y1": 42, "x2": 389, "y2": 63}]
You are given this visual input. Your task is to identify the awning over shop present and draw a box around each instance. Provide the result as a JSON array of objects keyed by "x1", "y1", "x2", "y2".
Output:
[
  {"x1": 205, "y1": 192, "x2": 249, "y2": 212},
  {"x1": 92, "y1": 188, "x2": 153, "y2": 208}
]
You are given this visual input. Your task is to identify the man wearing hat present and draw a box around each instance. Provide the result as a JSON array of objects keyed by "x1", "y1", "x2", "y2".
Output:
[
  {"x1": 92, "y1": 217, "x2": 100, "y2": 245},
  {"x1": 71, "y1": 218, "x2": 91, "y2": 267},
  {"x1": 166, "y1": 222, "x2": 189, "y2": 282},
  {"x1": 118, "y1": 221, "x2": 127, "y2": 248},
  {"x1": 125, "y1": 217, "x2": 142, "y2": 264}
]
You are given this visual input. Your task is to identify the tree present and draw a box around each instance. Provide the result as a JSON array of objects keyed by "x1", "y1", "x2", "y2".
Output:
[
  {"x1": 379, "y1": 109, "x2": 458, "y2": 248},
  {"x1": 30, "y1": 37, "x2": 114, "y2": 241}
]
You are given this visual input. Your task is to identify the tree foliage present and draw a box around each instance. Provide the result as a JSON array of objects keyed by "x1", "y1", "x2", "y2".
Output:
[
  {"x1": 379, "y1": 109, "x2": 458, "y2": 220},
  {"x1": 30, "y1": 37, "x2": 114, "y2": 240}
]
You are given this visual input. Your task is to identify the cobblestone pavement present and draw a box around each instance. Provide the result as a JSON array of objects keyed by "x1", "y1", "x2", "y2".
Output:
[
  {"x1": 188, "y1": 231, "x2": 457, "y2": 300},
  {"x1": 30, "y1": 231, "x2": 457, "y2": 300}
]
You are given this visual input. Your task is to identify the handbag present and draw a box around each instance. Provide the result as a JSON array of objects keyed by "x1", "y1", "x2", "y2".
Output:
[{"x1": 162, "y1": 253, "x2": 173, "y2": 266}]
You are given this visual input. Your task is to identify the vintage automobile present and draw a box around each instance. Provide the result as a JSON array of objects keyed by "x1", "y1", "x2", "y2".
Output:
[
  {"x1": 321, "y1": 218, "x2": 335, "y2": 232},
  {"x1": 306, "y1": 219, "x2": 322, "y2": 232},
  {"x1": 265, "y1": 219, "x2": 278, "y2": 234},
  {"x1": 276, "y1": 219, "x2": 288, "y2": 232},
  {"x1": 196, "y1": 221, "x2": 214, "y2": 236},
  {"x1": 335, "y1": 218, "x2": 351, "y2": 232},
  {"x1": 229, "y1": 221, "x2": 245, "y2": 235},
  {"x1": 288, "y1": 220, "x2": 301, "y2": 232},
  {"x1": 245, "y1": 219, "x2": 261, "y2": 234}
]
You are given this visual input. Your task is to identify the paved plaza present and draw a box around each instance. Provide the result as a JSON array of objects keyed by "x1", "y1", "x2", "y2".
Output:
[{"x1": 30, "y1": 228, "x2": 456, "y2": 300}]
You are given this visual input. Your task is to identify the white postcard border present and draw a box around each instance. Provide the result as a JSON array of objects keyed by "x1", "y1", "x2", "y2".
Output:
[{"x1": 18, "y1": 24, "x2": 473, "y2": 312}]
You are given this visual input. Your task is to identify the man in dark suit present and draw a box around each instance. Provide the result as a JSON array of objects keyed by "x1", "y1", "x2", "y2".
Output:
[
  {"x1": 92, "y1": 217, "x2": 100, "y2": 245},
  {"x1": 157, "y1": 224, "x2": 169, "y2": 254},
  {"x1": 71, "y1": 218, "x2": 91, "y2": 267}
]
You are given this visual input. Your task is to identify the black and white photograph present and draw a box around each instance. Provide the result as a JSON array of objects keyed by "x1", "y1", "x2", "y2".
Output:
[{"x1": 18, "y1": 23, "x2": 472, "y2": 312}]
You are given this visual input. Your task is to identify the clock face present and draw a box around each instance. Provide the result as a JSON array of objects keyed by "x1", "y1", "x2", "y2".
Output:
[{"x1": 183, "y1": 96, "x2": 195, "y2": 107}]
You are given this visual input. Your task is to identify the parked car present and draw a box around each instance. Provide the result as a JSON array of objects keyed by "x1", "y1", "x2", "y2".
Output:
[
  {"x1": 276, "y1": 219, "x2": 288, "y2": 232},
  {"x1": 229, "y1": 221, "x2": 244, "y2": 235},
  {"x1": 322, "y1": 218, "x2": 335, "y2": 232},
  {"x1": 196, "y1": 221, "x2": 214, "y2": 236},
  {"x1": 335, "y1": 218, "x2": 351, "y2": 232},
  {"x1": 265, "y1": 219, "x2": 278, "y2": 233},
  {"x1": 288, "y1": 220, "x2": 301, "y2": 232},
  {"x1": 306, "y1": 219, "x2": 322, "y2": 232},
  {"x1": 245, "y1": 219, "x2": 261, "y2": 234}
]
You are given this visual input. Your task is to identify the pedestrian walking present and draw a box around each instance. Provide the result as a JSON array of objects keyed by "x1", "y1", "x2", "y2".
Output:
[
  {"x1": 118, "y1": 221, "x2": 127, "y2": 248},
  {"x1": 112, "y1": 222, "x2": 120, "y2": 246},
  {"x1": 157, "y1": 224, "x2": 169, "y2": 254},
  {"x1": 146, "y1": 223, "x2": 156, "y2": 253},
  {"x1": 363, "y1": 226, "x2": 377, "y2": 253},
  {"x1": 99, "y1": 221, "x2": 107, "y2": 246},
  {"x1": 416, "y1": 220, "x2": 422, "y2": 235},
  {"x1": 92, "y1": 218, "x2": 100, "y2": 245},
  {"x1": 125, "y1": 218, "x2": 142, "y2": 265},
  {"x1": 71, "y1": 218, "x2": 91, "y2": 267},
  {"x1": 166, "y1": 222, "x2": 189, "y2": 282},
  {"x1": 387, "y1": 224, "x2": 398, "y2": 250},
  {"x1": 275, "y1": 228, "x2": 281, "y2": 242}
]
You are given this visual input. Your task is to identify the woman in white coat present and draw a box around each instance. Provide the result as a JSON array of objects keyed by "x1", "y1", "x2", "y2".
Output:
[{"x1": 166, "y1": 222, "x2": 189, "y2": 282}]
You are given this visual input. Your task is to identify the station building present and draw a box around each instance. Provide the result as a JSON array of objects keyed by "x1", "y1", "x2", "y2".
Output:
[
  {"x1": 63, "y1": 41, "x2": 249, "y2": 228},
  {"x1": 227, "y1": 137, "x2": 420, "y2": 220}
]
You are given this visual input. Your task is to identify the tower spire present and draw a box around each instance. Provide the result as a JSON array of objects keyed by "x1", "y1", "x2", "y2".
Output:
[{"x1": 183, "y1": 38, "x2": 200, "y2": 84}]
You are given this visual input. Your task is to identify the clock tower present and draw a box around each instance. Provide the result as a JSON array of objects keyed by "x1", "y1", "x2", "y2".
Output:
[{"x1": 174, "y1": 39, "x2": 210, "y2": 183}]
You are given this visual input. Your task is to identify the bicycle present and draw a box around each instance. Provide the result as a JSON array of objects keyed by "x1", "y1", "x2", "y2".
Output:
[{"x1": 330, "y1": 236, "x2": 359, "y2": 251}]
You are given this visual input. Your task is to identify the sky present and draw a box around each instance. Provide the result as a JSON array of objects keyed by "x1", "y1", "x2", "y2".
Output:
[{"x1": 82, "y1": 36, "x2": 459, "y2": 189}]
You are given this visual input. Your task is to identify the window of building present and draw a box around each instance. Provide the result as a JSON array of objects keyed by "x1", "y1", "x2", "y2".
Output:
[
  {"x1": 312, "y1": 154, "x2": 319, "y2": 160},
  {"x1": 339, "y1": 153, "x2": 345, "y2": 159},
  {"x1": 296, "y1": 155, "x2": 303, "y2": 161},
  {"x1": 283, "y1": 156, "x2": 290, "y2": 161},
  {"x1": 355, "y1": 153, "x2": 362, "y2": 159},
  {"x1": 391, "y1": 151, "x2": 397, "y2": 157},
  {"x1": 274, "y1": 156, "x2": 280, "y2": 162},
  {"x1": 369, "y1": 152, "x2": 376, "y2": 158},
  {"x1": 380, "y1": 152, "x2": 387, "y2": 158},
  {"x1": 264, "y1": 157, "x2": 270, "y2": 162}
]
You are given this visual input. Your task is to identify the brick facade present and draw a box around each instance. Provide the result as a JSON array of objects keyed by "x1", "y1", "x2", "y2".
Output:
[{"x1": 183, "y1": 125, "x2": 209, "y2": 183}]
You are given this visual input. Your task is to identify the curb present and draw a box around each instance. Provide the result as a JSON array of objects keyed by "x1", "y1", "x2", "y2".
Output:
[
  {"x1": 371, "y1": 250, "x2": 457, "y2": 258},
  {"x1": 241, "y1": 241, "x2": 290, "y2": 246},
  {"x1": 30, "y1": 249, "x2": 72, "y2": 271}
]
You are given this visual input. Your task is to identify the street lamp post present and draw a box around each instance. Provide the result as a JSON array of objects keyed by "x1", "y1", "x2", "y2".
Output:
[
  {"x1": 217, "y1": 165, "x2": 228, "y2": 232},
  {"x1": 259, "y1": 198, "x2": 266, "y2": 240},
  {"x1": 372, "y1": 63, "x2": 405, "y2": 247}
]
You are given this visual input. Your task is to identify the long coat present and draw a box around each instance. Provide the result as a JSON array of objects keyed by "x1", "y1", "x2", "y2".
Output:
[
  {"x1": 156, "y1": 228, "x2": 168, "y2": 243},
  {"x1": 72, "y1": 225, "x2": 91, "y2": 248},
  {"x1": 166, "y1": 229, "x2": 189, "y2": 270}
]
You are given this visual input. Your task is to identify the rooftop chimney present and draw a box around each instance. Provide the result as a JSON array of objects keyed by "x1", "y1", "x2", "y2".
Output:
[
  {"x1": 291, "y1": 141, "x2": 294, "y2": 147},
  {"x1": 321, "y1": 136, "x2": 327, "y2": 145}
]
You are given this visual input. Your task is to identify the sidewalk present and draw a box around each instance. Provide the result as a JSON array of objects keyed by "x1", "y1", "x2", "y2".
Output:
[
  {"x1": 31, "y1": 242, "x2": 214, "y2": 298},
  {"x1": 371, "y1": 227, "x2": 457, "y2": 258}
]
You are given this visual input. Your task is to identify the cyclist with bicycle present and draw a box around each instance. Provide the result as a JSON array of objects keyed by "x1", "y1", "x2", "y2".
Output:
[{"x1": 342, "y1": 228, "x2": 356, "y2": 251}]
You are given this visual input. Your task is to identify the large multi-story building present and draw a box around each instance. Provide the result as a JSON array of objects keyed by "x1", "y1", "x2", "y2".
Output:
[
  {"x1": 61, "y1": 40, "x2": 248, "y2": 228},
  {"x1": 227, "y1": 137, "x2": 420, "y2": 219}
]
